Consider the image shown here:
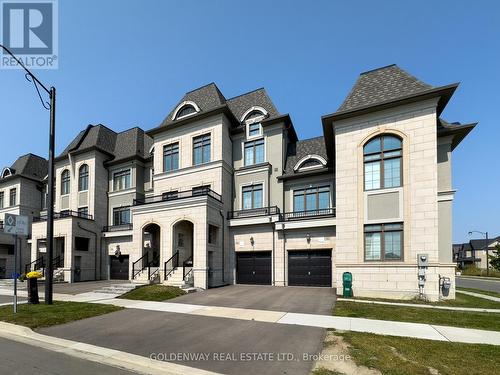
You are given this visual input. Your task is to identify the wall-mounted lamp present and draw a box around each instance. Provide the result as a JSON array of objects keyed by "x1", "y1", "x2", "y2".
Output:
[
  {"x1": 114, "y1": 245, "x2": 121, "y2": 258},
  {"x1": 250, "y1": 236, "x2": 255, "y2": 246},
  {"x1": 306, "y1": 233, "x2": 311, "y2": 244}
]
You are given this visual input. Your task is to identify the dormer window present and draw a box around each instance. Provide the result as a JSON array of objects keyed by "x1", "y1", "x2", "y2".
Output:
[
  {"x1": 247, "y1": 122, "x2": 262, "y2": 138},
  {"x1": 172, "y1": 101, "x2": 201, "y2": 120},
  {"x1": 1, "y1": 168, "x2": 13, "y2": 178},
  {"x1": 293, "y1": 155, "x2": 327, "y2": 172}
]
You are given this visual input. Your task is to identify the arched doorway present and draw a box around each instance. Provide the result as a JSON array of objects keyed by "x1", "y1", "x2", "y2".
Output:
[
  {"x1": 142, "y1": 223, "x2": 160, "y2": 267},
  {"x1": 172, "y1": 220, "x2": 194, "y2": 264}
]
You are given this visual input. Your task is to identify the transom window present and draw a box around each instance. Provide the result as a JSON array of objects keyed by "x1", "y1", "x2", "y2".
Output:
[
  {"x1": 163, "y1": 143, "x2": 179, "y2": 172},
  {"x1": 242, "y1": 184, "x2": 263, "y2": 210},
  {"x1": 61, "y1": 170, "x2": 70, "y2": 195},
  {"x1": 113, "y1": 206, "x2": 131, "y2": 225},
  {"x1": 193, "y1": 134, "x2": 211, "y2": 165},
  {"x1": 244, "y1": 139, "x2": 264, "y2": 166},
  {"x1": 363, "y1": 135, "x2": 402, "y2": 190},
  {"x1": 78, "y1": 164, "x2": 89, "y2": 191},
  {"x1": 176, "y1": 105, "x2": 197, "y2": 119},
  {"x1": 113, "y1": 169, "x2": 131, "y2": 191},
  {"x1": 293, "y1": 186, "x2": 329, "y2": 212},
  {"x1": 364, "y1": 223, "x2": 403, "y2": 261}
]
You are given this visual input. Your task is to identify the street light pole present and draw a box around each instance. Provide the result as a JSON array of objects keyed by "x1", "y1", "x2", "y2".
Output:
[
  {"x1": 1, "y1": 44, "x2": 56, "y2": 304},
  {"x1": 468, "y1": 230, "x2": 490, "y2": 277}
]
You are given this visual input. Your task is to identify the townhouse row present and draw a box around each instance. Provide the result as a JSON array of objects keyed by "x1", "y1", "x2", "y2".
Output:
[{"x1": 0, "y1": 65, "x2": 476, "y2": 300}]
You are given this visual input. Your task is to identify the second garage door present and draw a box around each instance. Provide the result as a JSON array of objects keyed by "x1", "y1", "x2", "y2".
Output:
[
  {"x1": 288, "y1": 250, "x2": 332, "y2": 287},
  {"x1": 110, "y1": 255, "x2": 129, "y2": 280},
  {"x1": 236, "y1": 252, "x2": 271, "y2": 285}
]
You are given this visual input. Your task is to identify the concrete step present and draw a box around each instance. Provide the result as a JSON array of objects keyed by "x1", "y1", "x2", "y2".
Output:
[{"x1": 93, "y1": 283, "x2": 138, "y2": 295}]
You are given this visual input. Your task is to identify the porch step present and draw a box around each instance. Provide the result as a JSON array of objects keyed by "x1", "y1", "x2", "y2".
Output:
[
  {"x1": 163, "y1": 268, "x2": 193, "y2": 289},
  {"x1": 93, "y1": 283, "x2": 138, "y2": 295},
  {"x1": 132, "y1": 267, "x2": 160, "y2": 285}
]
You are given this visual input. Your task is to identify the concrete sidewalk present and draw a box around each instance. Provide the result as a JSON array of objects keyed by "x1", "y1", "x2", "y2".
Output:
[
  {"x1": 89, "y1": 297, "x2": 500, "y2": 346},
  {"x1": 457, "y1": 290, "x2": 500, "y2": 302}
]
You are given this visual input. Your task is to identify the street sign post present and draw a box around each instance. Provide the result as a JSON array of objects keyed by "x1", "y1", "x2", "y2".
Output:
[{"x1": 4, "y1": 214, "x2": 29, "y2": 313}]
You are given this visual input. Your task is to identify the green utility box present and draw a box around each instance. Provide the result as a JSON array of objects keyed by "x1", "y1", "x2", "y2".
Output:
[{"x1": 342, "y1": 272, "x2": 353, "y2": 298}]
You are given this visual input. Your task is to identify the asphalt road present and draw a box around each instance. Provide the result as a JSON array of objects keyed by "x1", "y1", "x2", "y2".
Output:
[
  {"x1": 40, "y1": 308, "x2": 325, "y2": 375},
  {"x1": 456, "y1": 276, "x2": 500, "y2": 293},
  {"x1": 0, "y1": 337, "x2": 137, "y2": 375},
  {"x1": 0, "y1": 295, "x2": 26, "y2": 305}
]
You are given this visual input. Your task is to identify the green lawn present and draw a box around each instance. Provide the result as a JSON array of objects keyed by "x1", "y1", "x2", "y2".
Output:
[
  {"x1": 334, "y1": 301, "x2": 500, "y2": 331},
  {"x1": 119, "y1": 284, "x2": 186, "y2": 301},
  {"x1": 460, "y1": 267, "x2": 500, "y2": 278},
  {"x1": 457, "y1": 287, "x2": 500, "y2": 299},
  {"x1": 336, "y1": 330, "x2": 500, "y2": 375},
  {"x1": 343, "y1": 292, "x2": 500, "y2": 309},
  {"x1": 0, "y1": 301, "x2": 123, "y2": 329}
]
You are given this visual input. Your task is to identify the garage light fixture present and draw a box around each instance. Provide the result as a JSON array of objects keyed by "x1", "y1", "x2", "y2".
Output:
[
  {"x1": 250, "y1": 236, "x2": 255, "y2": 246},
  {"x1": 306, "y1": 233, "x2": 311, "y2": 244}
]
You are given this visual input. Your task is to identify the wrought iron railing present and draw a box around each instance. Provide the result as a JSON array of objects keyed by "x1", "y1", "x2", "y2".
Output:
[
  {"x1": 24, "y1": 255, "x2": 63, "y2": 276},
  {"x1": 281, "y1": 208, "x2": 336, "y2": 221},
  {"x1": 164, "y1": 251, "x2": 179, "y2": 280},
  {"x1": 183, "y1": 255, "x2": 193, "y2": 281},
  {"x1": 132, "y1": 252, "x2": 149, "y2": 279},
  {"x1": 227, "y1": 206, "x2": 280, "y2": 220},
  {"x1": 133, "y1": 188, "x2": 222, "y2": 206},
  {"x1": 33, "y1": 210, "x2": 93, "y2": 222},
  {"x1": 102, "y1": 223, "x2": 133, "y2": 232}
]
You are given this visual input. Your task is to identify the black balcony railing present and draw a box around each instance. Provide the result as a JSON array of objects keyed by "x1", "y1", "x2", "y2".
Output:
[
  {"x1": 33, "y1": 210, "x2": 93, "y2": 222},
  {"x1": 134, "y1": 188, "x2": 222, "y2": 206},
  {"x1": 103, "y1": 223, "x2": 133, "y2": 232},
  {"x1": 227, "y1": 206, "x2": 280, "y2": 220},
  {"x1": 282, "y1": 208, "x2": 336, "y2": 221}
]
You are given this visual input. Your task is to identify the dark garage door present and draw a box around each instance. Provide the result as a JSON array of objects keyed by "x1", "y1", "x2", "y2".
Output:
[
  {"x1": 110, "y1": 255, "x2": 129, "y2": 280},
  {"x1": 288, "y1": 250, "x2": 332, "y2": 287},
  {"x1": 236, "y1": 252, "x2": 271, "y2": 285}
]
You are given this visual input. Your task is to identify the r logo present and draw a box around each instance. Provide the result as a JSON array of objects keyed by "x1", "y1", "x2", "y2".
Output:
[{"x1": 2, "y1": 1, "x2": 53, "y2": 54}]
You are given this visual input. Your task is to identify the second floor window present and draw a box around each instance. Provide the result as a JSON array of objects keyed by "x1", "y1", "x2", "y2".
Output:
[
  {"x1": 244, "y1": 139, "x2": 264, "y2": 166},
  {"x1": 163, "y1": 143, "x2": 179, "y2": 172},
  {"x1": 61, "y1": 169, "x2": 70, "y2": 195},
  {"x1": 364, "y1": 135, "x2": 402, "y2": 191},
  {"x1": 78, "y1": 164, "x2": 89, "y2": 191},
  {"x1": 193, "y1": 134, "x2": 211, "y2": 165},
  {"x1": 9, "y1": 188, "x2": 16, "y2": 206},
  {"x1": 113, "y1": 169, "x2": 131, "y2": 191},
  {"x1": 0, "y1": 192, "x2": 3, "y2": 208},
  {"x1": 242, "y1": 184, "x2": 263, "y2": 209},
  {"x1": 113, "y1": 206, "x2": 131, "y2": 225},
  {"x1": 293, "y1": 186, "x2": 329, "y2": 212}
]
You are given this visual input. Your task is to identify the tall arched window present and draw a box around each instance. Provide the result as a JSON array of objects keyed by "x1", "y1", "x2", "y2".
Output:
[
  {"x1": 78, "y1": 164, "x2": 89, "y2": 191},
  {"x1": 61, "y1": 169, "x2": 70, "y2": 195},
  {"x1": 363, "y1": 135, "x2": 402, "y2": 190}
]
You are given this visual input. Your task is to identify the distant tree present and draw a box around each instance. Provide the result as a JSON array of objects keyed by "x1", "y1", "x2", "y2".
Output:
[{"x1": 489, "y1": 244, "x2": 500, "y2": 271}]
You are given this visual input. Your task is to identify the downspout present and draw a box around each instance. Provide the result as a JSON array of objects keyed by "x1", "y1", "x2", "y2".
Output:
[
  {"x1": 77, "y1": 222, "x2": 98, "y2": 280},
  {"x1": 219, "y1": 210, "x2": 225, "y2": 284}
]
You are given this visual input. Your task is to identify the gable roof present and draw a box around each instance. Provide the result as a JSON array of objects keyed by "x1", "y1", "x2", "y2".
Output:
[
  {"x1": 1, "y1": 153, "x2": 47, "y2": 182},
  {"x1": 282, "y1": 136, "x2": 328, "y2": 176},
  {"x1": 469, "y1": 237, "x2": 500, "y2": 250},
  {"x1": 338, "y1": 64, "x2": 434, "y2": 112},
  {"x1": 57, "y1": 125, "x2": 153, "y2": 164}
]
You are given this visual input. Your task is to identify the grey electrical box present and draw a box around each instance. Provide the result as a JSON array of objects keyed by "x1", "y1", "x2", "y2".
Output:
[{"x1": 417, "y1": 254, "x2": 429, "y2": 267}]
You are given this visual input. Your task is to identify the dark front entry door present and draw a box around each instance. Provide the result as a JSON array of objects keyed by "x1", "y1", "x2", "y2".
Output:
[
  {"x1": 0, "y1": 259, "x2": 6, "y2": 278},
  {"x1": 236, "y1": 252, "x2": 271, "y2": 285},
  {"x1": 288, "y1": 250, "x2": 332, "y2": 287},
  {"x1": 110, "y1": 255, "x2": 129, "y2": 280}
]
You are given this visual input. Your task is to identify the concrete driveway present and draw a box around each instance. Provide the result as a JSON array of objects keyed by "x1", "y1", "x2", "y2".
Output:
[
  {"x1": 170, "y1": 285, "x2": 336, "y2": 315},
  {"x1": 40, "y1": 308, "x2": 325, "y2": 375}
]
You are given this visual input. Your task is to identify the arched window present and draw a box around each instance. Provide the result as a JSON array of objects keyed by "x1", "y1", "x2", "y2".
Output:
[
  {"x1": 175, "y1": 104, "x2": 197, "y2": 119},
  {"x1": 244, "y1": 110, "x2": 265, "y2": 122},
  {"x1": 363, "y1": 135, "x2": 402, "y2": 190},
  {"x1": 78, "y1": 164, "x2": 89, "y2": 191},
  {"x1": 61, "y1": 169, "x2": 70, "y2": 195}
]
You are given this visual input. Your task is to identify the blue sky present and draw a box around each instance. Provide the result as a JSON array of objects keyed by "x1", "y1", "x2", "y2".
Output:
[{"x1": 1, "y1": 1, "x2": 498, "y2": 242}]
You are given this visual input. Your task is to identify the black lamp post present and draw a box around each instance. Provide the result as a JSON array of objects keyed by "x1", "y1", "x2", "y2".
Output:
[
  {"x1": 1, "y1": 44, "x2": 56, "y2": 304},
  {"x1": 468, "y1": 230, "x2": 489, "y2": 276}
]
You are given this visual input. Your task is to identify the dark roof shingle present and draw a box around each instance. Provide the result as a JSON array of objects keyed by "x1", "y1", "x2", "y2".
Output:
[
  {"x1": 2, "y1": 153, "x2": 48, "y2": 181},
  {"x1": 284, "y1": 136, "x2": 327, "y2": 175},
  {"x1": 338, "y1": 64, "x2": 433, "y2": 112},
  {"x1": 227, "y1": 88, "x2": 280, "y2": 122}
]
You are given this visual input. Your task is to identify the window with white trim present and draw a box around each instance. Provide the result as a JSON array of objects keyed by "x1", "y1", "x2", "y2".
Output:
[
  {"x1": 242, "y1": 184, "x2": 263, "y2": 210},
  {"x1": 244, "y1": 139, "x2": 264, "y2": 166},
  {"x1": 113, "y1": 169, "x2": 131, "y2": 191}
]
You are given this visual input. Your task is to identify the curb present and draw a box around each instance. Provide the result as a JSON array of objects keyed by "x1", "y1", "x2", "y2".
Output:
[
  {"x1": 457, "y1": 276, "x2": 500, "y2": 281},
  {"x1": 0, "y1": 322, "x2": 221, "y2": 375}
]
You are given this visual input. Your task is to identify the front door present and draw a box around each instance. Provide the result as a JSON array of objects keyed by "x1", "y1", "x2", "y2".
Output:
[
  {"x1": 74, "y1": 256, "x2": 81, "y2": 282},
  {"x1": 0, "y1": 259, "x2": 6, "y2": 278}
]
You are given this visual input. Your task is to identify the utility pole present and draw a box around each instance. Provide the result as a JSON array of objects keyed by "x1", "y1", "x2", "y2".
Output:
[{"x1": 1, "y1": 44, "x2": 56, "y2": 304}]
